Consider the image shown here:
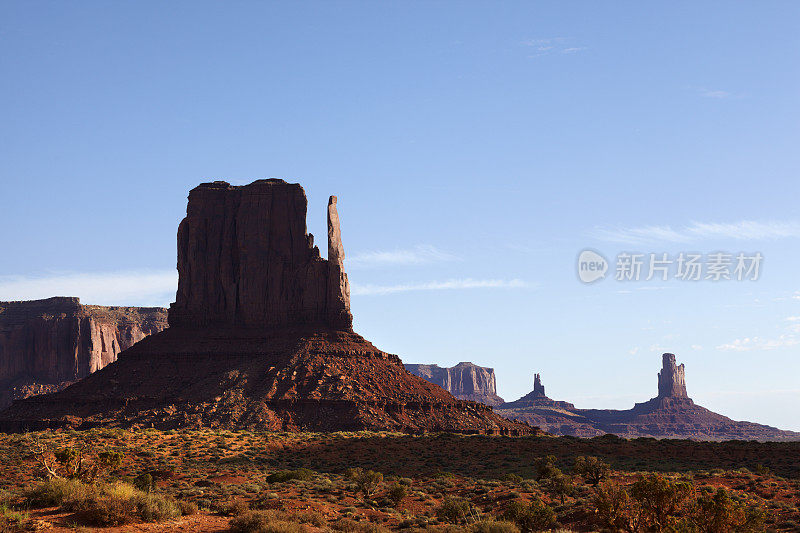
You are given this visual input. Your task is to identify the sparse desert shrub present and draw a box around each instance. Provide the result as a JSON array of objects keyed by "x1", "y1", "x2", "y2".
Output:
[
  {"x1": 288, "y1": 509, "x2": 326, "y2": 527},
  {"x1": 0, "y1": 504, "x2": 28, "y2": 532},
  {"x1": 469, "y1": 519, "x2": 521, "y2": 533},
  {"x1": 134, "y1": 473, "x2": 155, "y2": 493},
  {"x1": 437, "y1": 496, "x2": 474, "y2": 524},
  {"x1": 220, "y1": 498, "x2": 251, "y2": 516},
  {"x1": 230, "y1": 510, "x2": 309, "y2": 533},
  {"x1": 136, "y1": 492, "x2": 181, "y2": 522},
  {"x1": 347, "y1": 467, "x2": 383, "y2": 498},
  {"x1": 688, "y1": 488, "x2": 766, "y2": 532},
  {"x1": 266, "y1": 468, "x2": 314, "y2": 483},
  {"x1": 329, "y1": 517, "x2": 389, "y2": 532},
  {"x1": 629, "y1": 474, "x2": 694, "y2": 531},
  {"x1": 177, "y1": 499, "x2": 198, "y2": 516},
  {"x1": 25, "y1": 477, "x2": 88, "y2": 507},
  {"x1": 594, "y1": 481, "x2": 643, "y2": 532},
  {"x1": 574, "y1": 456, "x2": 610, "y2": 486},
  {"x1": 533, "y1": 456, "x2": 560, "y2": 481},
  {"x1": 502, "y1": 473, "x2": 523, "y2": 484},
  {"x1": 503, "y1": 497, "x2": 556, "y2": 532},
  {"x1": 25, "y1": 479, "x2": 186, "y2": 526},
  {"x1": 387, "y1": 482, "x2": 408, "y2": 506},
  {"x1": 544, "y1": 471, "x2": 574, "y2": 504}
]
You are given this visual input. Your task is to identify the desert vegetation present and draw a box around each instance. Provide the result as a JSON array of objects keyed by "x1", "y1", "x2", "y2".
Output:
[{"x1": 0, "y1": 429, "x2": 796, "y2": 531}]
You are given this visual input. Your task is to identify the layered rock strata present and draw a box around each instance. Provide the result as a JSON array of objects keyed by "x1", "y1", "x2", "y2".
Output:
[
  {"x1": 0, "y1": 179, "x2": 530, "y2": 435},
  {"x1": 0, "y1": 298, "x2": 167, "y2": 409},
  {"x1": 405, "y1": 362, "x2": 505, "y2": 406},
  {"x1": 496, "y1": 355, "x2": 800, "y2": 441}
]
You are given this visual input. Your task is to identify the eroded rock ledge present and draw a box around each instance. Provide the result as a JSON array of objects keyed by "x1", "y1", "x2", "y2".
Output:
[{"x1": 0, "y1": 297, "x2": 167, "y2": 409}]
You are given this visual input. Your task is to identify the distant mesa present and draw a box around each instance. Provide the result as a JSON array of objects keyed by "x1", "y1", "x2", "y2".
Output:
[
  {"x1": 0, "y1": 179, "x2": 531, "y2": 435},
  {"x1": 0, "y1": 297, "x2": 167, "y2": 410},
  {"x1": 495, "y1": 353, "x2": 800, "y2": 441},
  {"x1": 405, "y1": 362, "x2": 505, "y2": 407}
]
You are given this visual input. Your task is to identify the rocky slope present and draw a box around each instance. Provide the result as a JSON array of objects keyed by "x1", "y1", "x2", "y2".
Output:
[
  {"x1": 496, "y1": 353, "x2": 800, "y2": 441},
  {"x1": 0, "y1": 179, "x2": 531, "y2": 435},
  {"x1": 405, "y1": 362, "x2": 504, "y2": 406},
  {"x1": 0, "y1": 298, "x2": 167, "y2": 410}
]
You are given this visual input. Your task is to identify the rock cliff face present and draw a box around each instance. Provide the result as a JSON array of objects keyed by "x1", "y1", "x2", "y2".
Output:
[
  {"x1": 657, "y1": 353, "x2": 688, "y2": 398},
  {"x1": 496, "y1": 355, "x2": 800, "y2": 441},
  {"x1": 0, "y1": 179, "x2": 531, "y2": 435},
  {"x1": 0, "y1": 298, "x2": 167, "y2": 409},
  {"x1": 532, "y1": 374, "x2": 545, "y2": 397},
  {"x1": 405, "y1": 362, "x2": 504, "y2": 406},
  {"x1": 168, "y1": 180, "x2": 352, "y2": 330}
]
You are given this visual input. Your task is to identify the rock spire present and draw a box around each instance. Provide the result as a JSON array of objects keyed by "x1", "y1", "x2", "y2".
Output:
[{"x1": 657, "y1": 352, "x2": 688, "y2": 399}]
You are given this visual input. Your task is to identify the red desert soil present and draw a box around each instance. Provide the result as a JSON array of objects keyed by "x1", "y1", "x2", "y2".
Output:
[{"x1": 1, "y1": 429, "x2": 799, "y2": 532}]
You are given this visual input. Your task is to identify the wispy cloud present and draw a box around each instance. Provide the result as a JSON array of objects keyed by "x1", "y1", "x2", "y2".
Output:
[
  {"x1": 351, "y1": 278, "x2": 533, "y2": 296},
  {"x1": 522, "y1": 37, "x2": 586, "y2": 57},
  {"x1": 0, "y1": 270, "x2": 177, "y2": 307},
  {"x1": 700, "y1": 88, "x2": 731, "y2": 99},
  {"x1": 347, "y1": 245, "x2": 458, "y2": 268},
  {"x1": 716, "y1": 334, "x2": 799, "y2": 352},
  {"x1": 591, "y1": 220, "x2": 800, "y2": 244}
]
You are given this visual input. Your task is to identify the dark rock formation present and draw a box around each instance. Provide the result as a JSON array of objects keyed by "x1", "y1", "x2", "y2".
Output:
[
  {"x1": 168, "y1": 180, "x2": 352, "y2": 330},
  {"x1": 405, "y1": 362, "x2": 504, "y2": 406},
  {"x1": 497, "y1": 355, "x2": 800, "y2": 441},
  {"x1": 657, "y1": 353, "x2": 687, "y2": 398},
  {"x1": 495, "y1": 374, "x2": 604, "y2": 437},
  {"x1": 0, "y1": 298, "x2": 167, "y2": 409},
  {"x1": 0, "y1": 179, "x2": 531, "y2": 435},
  {"x1": 532, "y1": 373, "x2": 545, "y2": 397}
]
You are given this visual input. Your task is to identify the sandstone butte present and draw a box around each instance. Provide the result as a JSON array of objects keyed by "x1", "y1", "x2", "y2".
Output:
[
  {"x1": 0, "y1": 298, "x2": 167, "y2": 410},
  {"x1": 0, "y1": 179, "x2": 532, "y2": 435},
  {"x1": 404, "y1": 362, "x2": 505, "y2": 406},
  {"x1": 495, "y1": 353, "x2": 800, "y2": 441}
]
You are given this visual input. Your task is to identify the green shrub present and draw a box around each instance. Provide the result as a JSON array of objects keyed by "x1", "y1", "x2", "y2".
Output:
[
  {"x1": 0, "y1": 505, "x2": 28, "y2": 532},
  {"x1": 134, "y1": 473, "x2": 155, "y2": 493},
  {"x1": 437, "y1": 496, "x2": 474, "y2": 524},
  {"x1": 25, "y1": 477, "x2": 88, "y2": 507},
  {"x1": 594, "y1": 481, "x2": 642, "y2": 532},
  {"x1": 178, "y1": 499, "x2": 198, "y2": 516},
  {"x1": 629, "y1": 474, "x2": 694, "y2": 531},
  {"x1": 387, "y1": 482, "x2": 408, "y2": 506},
  {"x1": 503, "y1": 497, "x2": 556, "y2": 532},
  {"x1": 574, "y1": 456, "x2": 610, "y2": 486},
  {"x1": 230, "y1": 510, "x2": 309, "y2": 533},
  {"x1": 266, "y1": 469, "x2": 314, "y2": 483},
  {"x1": 690, "y1": 488, "x2": 766, "y2": 532},
  {"x1": 469, "y1": 519, "x2": 521, "y2": 533},
  {"x1": 24, "y1": 479, "x2": 188, "y2": 526},
  {"x1": 329, "y1": 518, "x2": 389, "y2": 532},
  {"x1": 544, "y1": 472, "x2": 573, "y2": 504},
  {"x1": 347, "y1": 468, "x2": 383, "y2": 498},
  {"x1": 533, "y1": 456, "x2": 560, "y2": 481},
  {"x1": 136, "y1": 493, "x2": 182, "y2": 522},
  {"x1": 502, "y1": 473, "x2": 523, "y2": 484}
]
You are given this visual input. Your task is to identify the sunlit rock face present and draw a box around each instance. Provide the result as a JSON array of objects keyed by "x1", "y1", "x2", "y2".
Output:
[
  {"x1": 0, "y1": 297, "x2": 167, "y2": 409},
  {"x1": 168, "y1": 179, "x2": 352, "y2": 331},
  {"x1": 405, "y1": 362, "x2": 505, "y2": 407},
  {"x1": 0, "y1": 180, "x2": 531, "y2": 436},
  {"x1": 657, "y1": 353, "x2": 688, "y2": 399}
]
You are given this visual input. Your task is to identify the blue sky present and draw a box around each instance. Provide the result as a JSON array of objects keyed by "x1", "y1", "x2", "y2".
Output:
[{"x1": 1, "y1": 2, "x2": 799, "y2": 430}]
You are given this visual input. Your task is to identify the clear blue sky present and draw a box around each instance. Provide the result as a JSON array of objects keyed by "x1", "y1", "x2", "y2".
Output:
[{"x1": 2, "y1": 2, "x2": 799, "y2": 430}]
